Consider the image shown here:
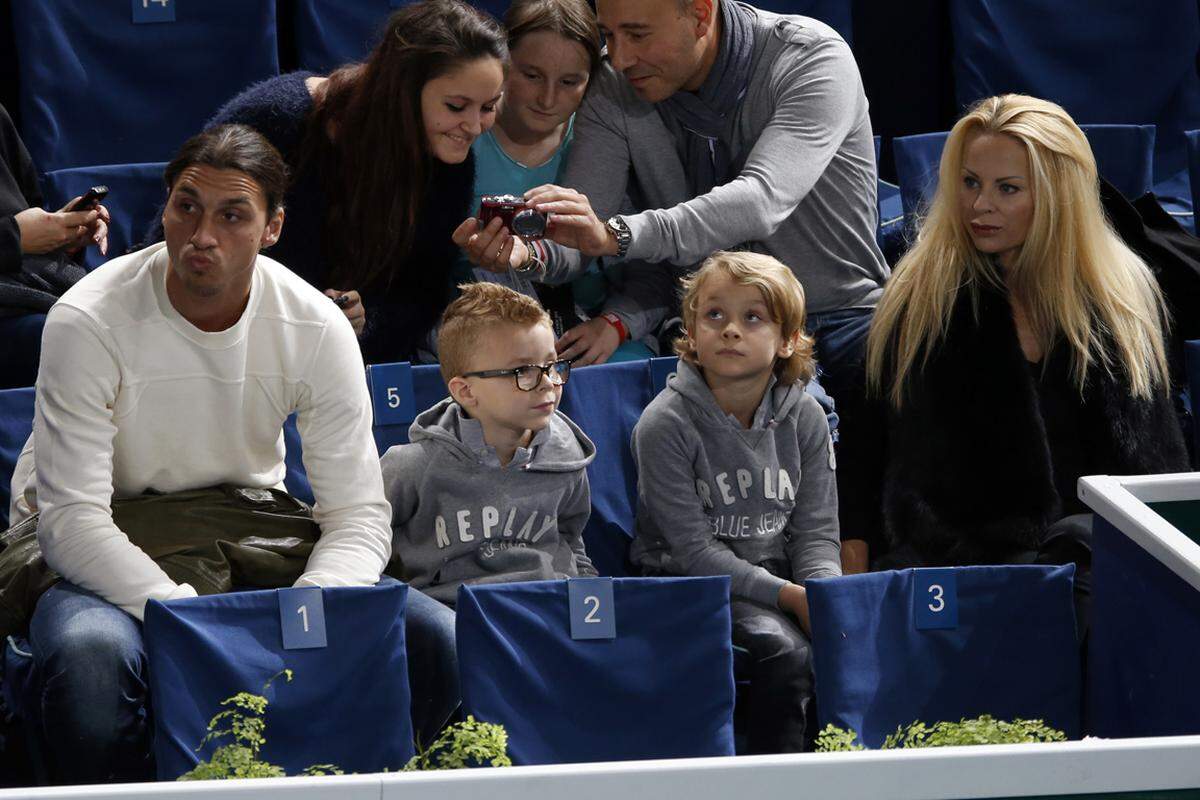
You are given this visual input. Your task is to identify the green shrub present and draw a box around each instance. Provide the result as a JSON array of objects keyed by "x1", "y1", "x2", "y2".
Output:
[
  {"x1": 178, "y1": 670, "x2": 510, "y2": 780},
  {"x1": 403, "y1": 715, "x2": 513, "y2": 771},
  {"x1": 815, "y1": 715, "x2": 1066, "y2": 753}
]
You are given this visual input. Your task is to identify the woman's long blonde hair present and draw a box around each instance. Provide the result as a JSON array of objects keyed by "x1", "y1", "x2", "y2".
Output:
[{"x1": 866, "y1": 94, "x2": 1170, "y2": 408}]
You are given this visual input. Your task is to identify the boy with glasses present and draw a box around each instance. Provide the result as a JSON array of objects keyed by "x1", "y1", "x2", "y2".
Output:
[{"x1": 381, "y1": 282, "x2": 597, "y2": 608}]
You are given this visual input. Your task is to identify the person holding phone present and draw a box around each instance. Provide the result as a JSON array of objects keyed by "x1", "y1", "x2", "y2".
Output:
[
  {"x1": 0, "y1": 102, "x2": 109, "y2": 387},
  {"x1": 202, "y1": 0, "x2": 511, "y2": 365}
]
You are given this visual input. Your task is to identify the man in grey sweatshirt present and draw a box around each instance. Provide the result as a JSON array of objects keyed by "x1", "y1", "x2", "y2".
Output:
[
  {"x1": 381, "y1": 398, "x2": 597, "y2": 607},
  {"x1": 459, "y1": 0, "x2": 886, "y2": 568},
  {"x1": 631, "y1": 360, "x2": 841, "y2": 753}
]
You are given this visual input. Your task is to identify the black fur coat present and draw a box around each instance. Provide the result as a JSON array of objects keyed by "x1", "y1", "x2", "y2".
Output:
[{"x1": 853, "y1": 281, "x2": 1189, "y2": 566}]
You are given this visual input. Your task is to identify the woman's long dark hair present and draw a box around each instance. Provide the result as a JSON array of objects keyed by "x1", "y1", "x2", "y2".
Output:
[{"x1": 305, "y1": 0, "x2": 507, "y2": 289}]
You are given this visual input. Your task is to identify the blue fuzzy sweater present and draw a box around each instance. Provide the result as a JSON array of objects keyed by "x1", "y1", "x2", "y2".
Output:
[{"x1": 206, "y1": 72, "x2": 476, "y2": 364}]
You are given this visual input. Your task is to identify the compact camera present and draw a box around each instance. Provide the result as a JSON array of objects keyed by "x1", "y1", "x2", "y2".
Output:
[{"x1": 478, "y1": 194, "x2": 548, "y2": 240}]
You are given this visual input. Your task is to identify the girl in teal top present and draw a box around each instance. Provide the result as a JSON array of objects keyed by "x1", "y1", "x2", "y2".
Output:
[{"x1": 458, "y1": 0, "x2": 652, "y2": 361}]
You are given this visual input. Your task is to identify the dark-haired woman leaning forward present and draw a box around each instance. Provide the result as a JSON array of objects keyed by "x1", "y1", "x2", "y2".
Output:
[{"x1": 209, "y1": 0, "x2": 508, "y2": 365}]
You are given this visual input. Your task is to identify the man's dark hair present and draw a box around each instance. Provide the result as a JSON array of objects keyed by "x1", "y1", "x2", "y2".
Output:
[{"x1": 164, "y1": 124, "x2": 290, "y2": 213}]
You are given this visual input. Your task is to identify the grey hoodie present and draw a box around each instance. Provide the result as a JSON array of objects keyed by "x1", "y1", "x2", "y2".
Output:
[
  {"x1": 630, "y1": 361, "x2": 841, "y2": 607},
  {"x1": 381, "y1": 398, "x2": 597, "y2": 606}
]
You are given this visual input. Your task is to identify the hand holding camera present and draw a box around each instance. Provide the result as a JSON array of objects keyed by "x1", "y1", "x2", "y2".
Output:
[
  {"x1": 523, "y1": 184, "x2": 619, "y2": 258},
  {"x1": 452, "y1": 198, "x2": 536, "y2": 275}
]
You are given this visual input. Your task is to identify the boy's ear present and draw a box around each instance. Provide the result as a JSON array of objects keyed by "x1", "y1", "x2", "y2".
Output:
[
  {"x1": 778, "y1": 328, "x2": 801, "y2": 359},
  {"x1": 448, "y1": 376, "x2": 475, "y2": 409}
]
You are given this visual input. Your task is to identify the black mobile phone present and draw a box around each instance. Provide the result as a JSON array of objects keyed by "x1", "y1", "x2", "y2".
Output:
[
  {"x1": 332, "y1": 293, "x2": 351, "y2": 308},
  {"x1": 68, "y1": 185, "x2": 109, "y2": 212}
]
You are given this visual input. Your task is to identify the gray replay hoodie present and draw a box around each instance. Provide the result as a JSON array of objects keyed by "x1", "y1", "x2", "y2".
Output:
[
  {"x1": 630, "y1": 361, "x2": 841, "y2": 607},
  {"x1": 381, "y1": 398, "x2": 597, "y2": 606}
]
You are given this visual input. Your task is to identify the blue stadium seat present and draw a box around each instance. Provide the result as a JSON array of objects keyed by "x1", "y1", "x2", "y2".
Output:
[
  {"x1": 948, "y1": 0, "x2": 1200, "y2": 183},
  {"x1": 0, "y1": 387, "x2": 35, "y2": 529},
  {"x1": 144, "y1": 582, "x2": 414, "y2": 778},
  {"x1": 558, "y1": 360, "x2": 656, "y2": 577},
  {"x1": 293, "y1": 0, "x2": 393, "y2": 73},
  {"x1": 11, "y1": 1, "x2": 279, "y2": 173},
  {"x1": 1079, "y1": 125, "x2": 1156, "y2": 201},
  {"x1": 874, "y1": 136, "x2": 904, "y2": 260},
  {"x1": 456, "y1": 576, "x2": 735, "y2": 765},
  {"x1": 1186, "y1": 131, "x2": 1200, "y2": 232},
  {"x1": 295, "y1": 0, "x2": 512, "y2": 73},
  {"x1": 807, "y1": 565, "x2": 1081, "y2": 747},
  {"x1": 0, "y1": 315, "x2": 46, "y2": 392},
  {"x1": 892, "y1": 131, "x2": 947, "y2": 222},
  {"x1": 40, "y1": 162, "x2": 168, "y2": 272},
  {"x1": 894, "y1": 125, "x2": 1159, "y2": 225}
]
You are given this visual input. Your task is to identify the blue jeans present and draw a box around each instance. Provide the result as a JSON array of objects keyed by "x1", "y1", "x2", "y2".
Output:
[
  {"x1": 402, "y1": 586, "x2": 461, "y2": 747},
  {"x1": 26, "y1": 581, "x2": 461, "y2": 784},
  {"x1": 28, "y1": 581, "x2": 153, "y2": 784}
]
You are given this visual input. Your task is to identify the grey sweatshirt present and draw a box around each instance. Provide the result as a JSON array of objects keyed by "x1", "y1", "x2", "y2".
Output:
[
  {"x1": 547, "y1": 4, "x2": 889, "y2": 339},
  {"x1": 381, "y1": 399, "x2": 597, "y2": 606},
  {"x1": 630, "y1": 361, "x2": 841, "y2": 606}
]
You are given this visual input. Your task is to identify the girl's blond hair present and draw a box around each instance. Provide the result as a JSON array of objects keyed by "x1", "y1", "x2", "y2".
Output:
[
  {"x1": 675, "y1": 251, "x2": 817, "y2": 384},
  {"x1": 866, "y1": 93, "x2": 1171, "y2": 408}
]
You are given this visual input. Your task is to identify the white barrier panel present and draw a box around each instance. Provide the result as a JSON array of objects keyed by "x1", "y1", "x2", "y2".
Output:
[
  {"x1": 7, "y1": 736, "x2": 1200, "y2": 800},
  {"x1": 1078, "y1": 472, "x2": 1200, "y2": 591}
]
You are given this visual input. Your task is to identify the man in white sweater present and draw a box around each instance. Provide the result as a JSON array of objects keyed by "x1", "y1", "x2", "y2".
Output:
[{"x1": 9, "y1": 125, "x2": 399, "y2": 783}]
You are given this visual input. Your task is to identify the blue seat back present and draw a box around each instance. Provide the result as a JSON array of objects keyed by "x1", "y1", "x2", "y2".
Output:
[
  {"x1": 948, "y1": 0, "x2": 1200, "y2": 181},
  {"x1": 293, "y1": 0, "x2": 394, "y2": 73},
  {"x1": 456, "y1": 576, "x2": 735, "y2": 764},
  {"x1": 893, "y1": 131, "x2": 948, "y2": 221},
  {"x1": 40, "y1": 163, "x2": 168, "y2": 272},
  {"x1": 1081, "y1": 124, "x2": 1156, "y2": 200},
  {"x1": 808, "y1": 565, "x2": 1081, "y2": 747},
  {"x1": 0, "y1": 387, "x2": 35, "y2": 529},
  {"x1": 1186, "y1": 131, "x2": 1200, "y2": 228},
  {"x1": 12, "y1": 1, "x2": 279, "y2": 172},
  {"x1": 1088, "y1": 513, "x2": 1200, "y2": 737},
  {"x1": 144, "y1": 583, "x2": 413, "y2": 778},
  {"x1": 558, "y1": 360, "x2": 656, "y2": 577},
  {"x1": 295, "y1": 0, "x2": 513, "y2": 72}
]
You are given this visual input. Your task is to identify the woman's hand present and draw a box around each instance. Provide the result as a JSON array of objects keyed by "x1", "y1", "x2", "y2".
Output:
[
  {"x1": 325, "y1": 289, "x2": 366, "y2": 336},
  {"x1": 556, "y1": 317, "x2": 621, "y2": 366},
  {"x1": 525, "y1": 184, "x2": 617, "y2": 258},
  {"x1": 16, "y1": 199, "x2": 110, "y2": 256},
  {"x1": 452, "y1": 216, "x2": 529, "y2": 274}
]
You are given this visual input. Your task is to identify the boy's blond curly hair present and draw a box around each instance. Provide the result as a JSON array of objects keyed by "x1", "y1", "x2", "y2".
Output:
[
  {"x1": 675, "y1": 251, "x2": 817, "y2": 384},
  {"x1": 438, "y1": 283, "x2": 552, "y2": 384}
]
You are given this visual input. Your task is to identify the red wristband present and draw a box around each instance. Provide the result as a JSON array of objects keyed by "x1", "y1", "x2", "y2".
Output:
[{"x1": 601, "y1": 312, "x2": 628, "y2": 342}]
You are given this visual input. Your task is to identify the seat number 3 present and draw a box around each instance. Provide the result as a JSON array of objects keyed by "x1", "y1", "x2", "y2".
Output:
[{"x1": 927, "y1": 584, "x2": 945, "y2": 613}]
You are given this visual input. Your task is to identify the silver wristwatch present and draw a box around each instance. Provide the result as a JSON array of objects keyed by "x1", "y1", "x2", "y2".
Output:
[{"x1": 605, "y1": 215, "x2": 632, "y2": 259}]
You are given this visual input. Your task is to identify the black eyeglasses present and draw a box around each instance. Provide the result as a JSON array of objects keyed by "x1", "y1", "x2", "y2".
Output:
[{"x1": 463, "y1": 359, "x2": 572, "y2": 391}]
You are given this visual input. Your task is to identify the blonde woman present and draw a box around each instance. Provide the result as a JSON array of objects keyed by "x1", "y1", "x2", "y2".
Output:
[{"x1": 858, "y1": 95, "x2": 1187, "y2": 614}]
